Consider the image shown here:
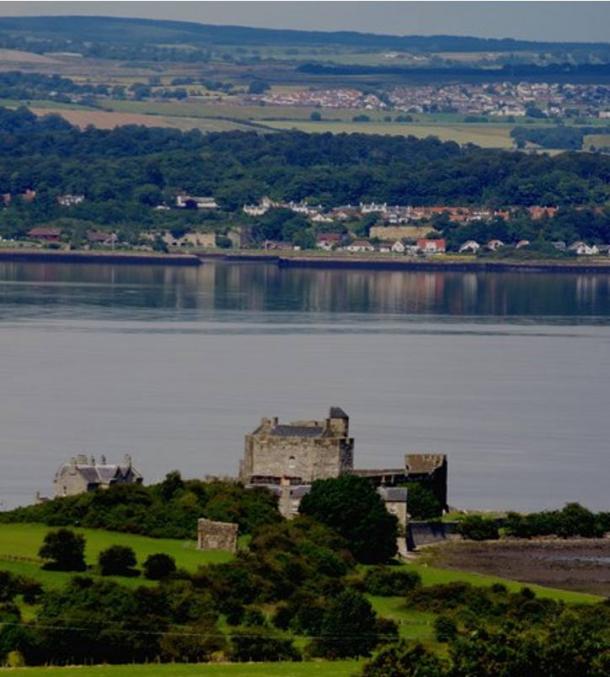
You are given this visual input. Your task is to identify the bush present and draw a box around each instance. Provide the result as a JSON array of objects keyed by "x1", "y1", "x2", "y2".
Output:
[
  {"x1": 38, "y1": 529, "x2": 86, "y2": 571},
  {"x1": 98, "y1": 545, "x2": 138, "y2": 577},
  {"x1": 363, "y1": 567, "x2": 421, "y2": 596},
  {"x1": 434, "y1": 615, "x2": 458, "y2": 642},
  {"x1": 143, "y1": 553, "x2": 176, "y2": 580},
  {"x1": 299, "y1": 475, "x2": 398, "y2": 563},
  {"x1": 230, "y1": 628, "x2": 301, "y2": 662},
  {"x1": 458, "y1": 515, "x2": 499, "y2": 541},
  {"x1": 362, "y1": 641, "x2": 447, "y2": 676}
]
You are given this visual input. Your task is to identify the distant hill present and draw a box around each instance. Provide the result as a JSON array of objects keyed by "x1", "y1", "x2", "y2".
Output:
[{"x1": 0, "y1": 14, "x2": 608, "y2": 54}]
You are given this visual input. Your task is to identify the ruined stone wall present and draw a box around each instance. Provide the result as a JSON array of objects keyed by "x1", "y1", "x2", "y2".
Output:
[{"x1": 197, "y1": 518, "x2": 238, "y2": 553}]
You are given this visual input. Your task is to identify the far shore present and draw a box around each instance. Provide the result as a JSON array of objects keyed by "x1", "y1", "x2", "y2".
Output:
[
  {"x1": 2, "y1": 247, "x2": 610, "y2": 273},
  {"x1": 198, "y1": 250, "x2": 610, "y2": 274},
  {"x1": 0, "y1": 248, "x2": 201, "y2": 266}
]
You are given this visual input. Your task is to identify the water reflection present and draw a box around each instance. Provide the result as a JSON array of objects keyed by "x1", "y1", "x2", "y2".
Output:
[{"x1": 0, "y1": 261, "x2": 609, "y2": 321}]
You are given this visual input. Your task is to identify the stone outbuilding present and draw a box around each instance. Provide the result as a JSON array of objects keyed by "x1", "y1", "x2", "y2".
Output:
[{"x1": 197, "y1": 518, "x2": 239, "y2": 553}]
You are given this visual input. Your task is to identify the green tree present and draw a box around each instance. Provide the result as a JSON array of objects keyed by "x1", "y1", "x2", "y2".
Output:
[
  {"x1": 143, "y1": 553, "x2": 177, "y2": 580},
  {"x1": 299, "y1": 475, "x2": 398, "y2": 563},
  {"x1": 98, "y1": 545, "x2": 138, "y2": 577},
  {"x1": 38, "y1": 529, "x2": 86, "y2": 571},
  {"x1": 309, "y1": 589, "x2": 380, "y2": 658},
  {"x1": 406, "y1": 483, "x2": 442, "y2": 520}
]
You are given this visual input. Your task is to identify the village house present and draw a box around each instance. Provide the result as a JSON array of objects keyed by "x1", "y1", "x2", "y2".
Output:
[
  {"x1": 87, "y1": 230, "x2": 118, "y2": 247},
  {"x1": 162, "y1": 231, "x2": 217, "y2": 248},
  {"x1": 27, "y1": 227, "x2": 62, "y2": 243},
  {"x1": 416, "y1": 238, "x2": 446, "y2": 254},
  {"x1": 528, "y1": 206, "x2": 558, "y2": 220},
  {"x1": 391, "y1": 240, "x2": 406, "y2": 253},
  {"x1": 346, "y1": 240, "x2": 375, "y2": 253},
  {"x1": 316, "y1": 233, "x2": 343, "y2": 251},
  {"x1": 459, "y1": 240, "x2": 481, "y2": 253},
  {"x1": 243, "y1": 197, "x2": 275, "y2": 217},
  {"x1": 515, "y1": 239, "x2": 531, "y2": 249},
  {"x1": 486, "y1": 239, "x2": 505, "y2": 251},
  {"x1": 176, "y1": 194, "x2": 219, "y2": 209},
  {"x1": 58, "y1": 194, "x2": 85, "y2": 207},
  {"x1": 53, "y1": 454, "x2": 142, "y2": 498},
  {"x1": 569, "y1": 241, "x2": 599, "y2": 256}
]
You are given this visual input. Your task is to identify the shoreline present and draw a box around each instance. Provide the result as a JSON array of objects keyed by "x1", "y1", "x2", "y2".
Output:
[
  {"x1": 0, "y1": 248, "x2": 201, "y2": 266},
  {"x1": 198, "y1": 251, "x2": 610, "y2": 273},
  {"x1": 2, "y1": 248, "x2": 610, "y2": 273}
]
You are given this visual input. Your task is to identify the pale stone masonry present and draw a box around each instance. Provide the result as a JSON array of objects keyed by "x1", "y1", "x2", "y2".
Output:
[
  {"x1": 53, "y1": 454, "x2": 142, "y2": 498},
  {"x1": 197, "y1": 518, "x2": 239, "y2": 553},
  {"x1": 240, "y1": 407, "x2": 354, "y2": 485}
]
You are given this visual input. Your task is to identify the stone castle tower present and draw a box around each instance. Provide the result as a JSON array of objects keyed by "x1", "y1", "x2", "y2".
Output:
[{"x1": 239, "y1": 406, "x2": 354, "y2": 485}]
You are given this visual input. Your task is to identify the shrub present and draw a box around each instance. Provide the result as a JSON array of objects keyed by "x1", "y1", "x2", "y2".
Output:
[
  {"x1": 363, "y1": 567, "x2": 421, "y2": 596},
  {"x1": 98, "y1": 545, "x2": 138, "y2": 577},
  {"x1": 434, "y1": 615, "x2": 458, "y2": 642},
  {"x1": 362, "y1": 641, "x2": 447, "y2": 676},
  {"x1": 38, "y1": 529, "x2": 86, "y2": 571},
  {"x1": 458, "y1": 515, "x2": 499, "y2": 541},
  {"x1": 143, "y1": 553, "x2": 176, "y2": 580},
  {"x1": 230, "y1": 628, "x2": 301, "y2": 662}
]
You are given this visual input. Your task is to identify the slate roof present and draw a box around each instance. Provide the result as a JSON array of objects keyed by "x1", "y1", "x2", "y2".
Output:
[
  {"x1": 270, "y1": 425, "x2": 324, "y2": 438},
  {"x1": 58, "y1": 462, "x2": 142, "y2": 486},
  {"x1": 329, "y1": 406, "x2": 348, "y2": 419}
]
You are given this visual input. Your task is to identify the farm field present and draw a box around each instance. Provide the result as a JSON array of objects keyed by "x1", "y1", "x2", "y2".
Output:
[
  {"x1": 0, "y1": 661, "x2": 362, "y2": 676},
  {"x1": 29, "y1": 108, "x2": 253, "y2": 132},
  {"x1": 0, "y1": 523, "x2": 232, "y2": 588},
  {"x1": 264, "y1": 119, "x2": 516, "y2": 147}
]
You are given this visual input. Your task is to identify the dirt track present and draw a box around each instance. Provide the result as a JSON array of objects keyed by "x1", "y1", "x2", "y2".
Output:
[{"x1": 427, "y1": 539, "x2": 610, "y2": 596}]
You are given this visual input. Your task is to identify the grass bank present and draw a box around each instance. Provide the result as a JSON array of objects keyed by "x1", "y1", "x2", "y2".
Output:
[{"x1": 0, "y1": 661, "x2": 361, "y2": 676}]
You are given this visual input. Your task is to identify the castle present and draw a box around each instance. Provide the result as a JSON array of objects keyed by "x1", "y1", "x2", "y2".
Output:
[{"x1": 239, "y1": 406, "x2": 447, "y2": 523}]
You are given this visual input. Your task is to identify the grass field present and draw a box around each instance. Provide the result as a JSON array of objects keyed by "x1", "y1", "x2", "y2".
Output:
[
  {"x1": 584, "y1": 133, "x2": 610, "y2": 149},
  {"x1": 0, "y1": 523, "x2": 232, "y2": 588},
  {"x1": 0, "y1": 661, "x2": 362, "y2": 676}
]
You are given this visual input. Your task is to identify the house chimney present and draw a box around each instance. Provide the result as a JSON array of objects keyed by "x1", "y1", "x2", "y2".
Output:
[{"x1": 124, "y1": 454, "x2": 132, "y2": 468}]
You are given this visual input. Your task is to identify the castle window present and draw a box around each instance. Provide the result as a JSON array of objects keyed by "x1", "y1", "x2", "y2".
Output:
[{"x1": 288, "y1": 456, "x2": 296, "y2": 471}]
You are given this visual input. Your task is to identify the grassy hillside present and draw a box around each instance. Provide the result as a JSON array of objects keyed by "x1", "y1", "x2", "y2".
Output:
[
  {"x1": 0, "y1": 523, "x2": 232, "y2": 588},
  {"x1": 0, "y1": 662, "x2": 362, "y2": 676}
]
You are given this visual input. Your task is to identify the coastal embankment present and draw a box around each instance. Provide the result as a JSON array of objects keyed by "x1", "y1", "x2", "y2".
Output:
[
  {"x1": 0, "y1": 249, "x2": 201, "y2": 266},
  {"x1": 198, "y1": 251, "x2": 610, "y2": 273}
]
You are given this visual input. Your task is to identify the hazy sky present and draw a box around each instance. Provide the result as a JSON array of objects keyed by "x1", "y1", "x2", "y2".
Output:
[{"x1": 0, "y1": 2, "x2": 608, "y2": 43}]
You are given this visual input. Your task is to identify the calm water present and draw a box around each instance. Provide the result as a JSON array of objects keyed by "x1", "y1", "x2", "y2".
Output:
[{"x1": 0, "y1": 260, "x2": 609, "y2": 511}]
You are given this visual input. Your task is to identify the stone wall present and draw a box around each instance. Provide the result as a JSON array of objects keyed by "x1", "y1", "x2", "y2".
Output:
[
  {"x1": 406, "y1": 521, "x2": 460, "y2": 551},
  {"x1": 197, "y1": 518, "x2": 239, "y2": 553}
]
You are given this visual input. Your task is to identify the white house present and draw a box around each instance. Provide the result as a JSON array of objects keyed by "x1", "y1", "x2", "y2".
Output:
[
  {"x1": 346, "y1": 240, "x2": 375, "y2": 253},
  {"x1": 569, "y1": 241, "x2": 599, "y2": 256},
  {"x1": 515, "y1": 239, "x2": 530, "y2": 249},
  {"x1": 459, "y1": 240, "x2": 480, "y2": 253},
  {"x1": 176, "y1": 194, "x2": 219, "y2": 209},
  {"x1": 487, "y1": 239, "x2": 505, "y2": 251},
  {"x1": 391, "y1": 240, "x2": 406, "y2": 253}
]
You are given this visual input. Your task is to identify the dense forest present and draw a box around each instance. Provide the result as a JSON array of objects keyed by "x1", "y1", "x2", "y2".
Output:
[{"x1": 2, "y1": 106, "x2": 610, "y2": 245}]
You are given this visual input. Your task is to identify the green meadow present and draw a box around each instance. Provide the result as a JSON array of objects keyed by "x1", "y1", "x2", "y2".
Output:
[
  {"x1": 0, "y1": 661, "x2": 362, "y2": 676},
  {"x1": 0, "y1": 523, "x2": 232, "y2": 588}
]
